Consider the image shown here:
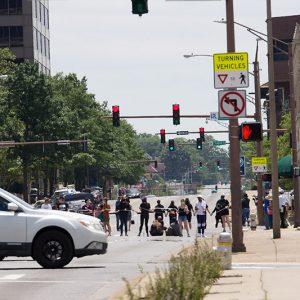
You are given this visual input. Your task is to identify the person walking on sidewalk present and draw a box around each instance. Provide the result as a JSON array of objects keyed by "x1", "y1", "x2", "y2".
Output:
[
  {"x1": 216, "y1": 193, "x2": 231, "y2": 232},
  {"x1": 138, "y1": 197, "x2": 151, "y2": 237},
  {"x1": 263, "y1": 191, "x2": 270, "y2": 230},
  {"x1": 195, "y1": 195, "x2": 211, "y2": 238},
  {"x1": 241, "y1": 193, "x2": 250, "y2": 226},
  {"x1": 266, "y1": 194, "x2": 273, "y2": 229},
  {"x1": 279, "y1": 189, "x2": 288, "y2": 228},
  {"x1": 211, "y1": 200, "x2": 223, "y2": 228}
]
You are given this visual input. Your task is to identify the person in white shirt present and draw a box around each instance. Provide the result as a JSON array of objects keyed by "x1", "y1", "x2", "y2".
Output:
[
  {"x1": 279, "y1": 189, "x2": 288, "y2": 228},
  {"x1": 195, "y1": 195, "x2": 211, "y2": 238},
  {"x1": 41, "y1": 198, "x2": 52, "y2": 210}
]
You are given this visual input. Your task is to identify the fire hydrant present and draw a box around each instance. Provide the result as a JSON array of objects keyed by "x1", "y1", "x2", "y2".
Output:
[
  {"x1": 250, "y1": 213, "x2": 257, "y2": 231},
  {"x1": 217, "y1": 232, "x2": 232, "y2": 270}
]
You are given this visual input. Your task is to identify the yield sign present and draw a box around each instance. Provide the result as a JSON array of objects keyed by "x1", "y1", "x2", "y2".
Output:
[
  {"x1": 218, "y1": 90, "x2": 246, "y2": 118},
  {"x1": 217, "y1": 74, "x2": 228, "y2": 84}
]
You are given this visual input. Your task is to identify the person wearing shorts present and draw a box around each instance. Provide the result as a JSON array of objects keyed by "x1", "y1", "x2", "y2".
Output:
[
  {"x1": 102, "y1": 198, "x2": 111, "y2": 236},
  {"x1": 178, "y1": 199, "x2": 190, "y2": 237}
]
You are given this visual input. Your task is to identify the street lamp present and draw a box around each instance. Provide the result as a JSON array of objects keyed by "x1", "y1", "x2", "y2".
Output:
[{"x1": 183, "y1": 53, "x2": 213, "y2": 58}]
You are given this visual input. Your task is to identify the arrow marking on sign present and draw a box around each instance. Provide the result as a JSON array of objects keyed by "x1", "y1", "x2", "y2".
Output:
[
  {"x1": 224, "y1": 96, "x2": 242, "y2": 113},
  {"x1": 218, "y1": 74, "x2": 228, "y2": 84}
]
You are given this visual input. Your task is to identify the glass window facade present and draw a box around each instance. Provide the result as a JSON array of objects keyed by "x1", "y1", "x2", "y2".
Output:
[
  {"x1": 0, "y1": 26, "x2": 23, "y2": 47},
  {"x1": 0, "y1": 0, "x2": 22, "y2": 15}
]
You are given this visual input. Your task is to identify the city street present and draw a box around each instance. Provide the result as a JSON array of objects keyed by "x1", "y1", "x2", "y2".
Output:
[{"x1": 0, "y1": 187, "x2": 229, "y2": 300}]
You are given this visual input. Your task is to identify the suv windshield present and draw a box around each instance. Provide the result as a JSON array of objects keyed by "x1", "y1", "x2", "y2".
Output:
[{"x1": 0, "y1": 188, "x2": 33, "y2": 209}]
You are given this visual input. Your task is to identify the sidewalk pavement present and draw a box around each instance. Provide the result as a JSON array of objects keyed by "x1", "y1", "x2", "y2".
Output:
[{"x1": 205, "y1": 226, "x2": 300, "y2": 300}]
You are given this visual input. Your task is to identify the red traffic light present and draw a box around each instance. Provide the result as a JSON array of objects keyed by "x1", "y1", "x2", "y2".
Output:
[
  {"x1": 112, "y1": 105, "x2": 119, "y2": 113},
  {"x1": 172, "y1": 104, "x2": 180, "y2": 125},
  {"x1": 160, "y1": 129, "x2": 166, "y2": 144},
  {"x1": 199, "y1": 127, "x2": 205, "y2": 141}
]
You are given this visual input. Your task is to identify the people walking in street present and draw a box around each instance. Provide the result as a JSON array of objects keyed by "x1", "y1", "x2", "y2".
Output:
[
  {"x1": 115, "y1": 197, "x2": 121, "y2": 231},
  {"x1": 118, "y1": 196, "x2": 130, "y2": 236},
  {"x1": 241, "y1": 193, "x2": 250, "y2": 226},
  {"x1": 178, "y1": 199, "x2": 190, "y2": 237},
  {"x1": 263, "y1": 191, "x2": 270, "y2": 230},
  {"x1": 279, "y1": 189, "x2": 288, "y2": 228},
  {"x1": 185, "y1": 198, "x2": 194, "y2": 230},
  {"x1": 167, "y1": 200, "x2": 178, "y2": 225},
  {"x1": 126, "y1": 198, "x2": 133, "y2": 231},
  {"x1": 154, "y1": 200, "x2": 165, "y2": 220},
  {"x1": 195, "y1": 195, "x2": 211, "y2": 238},
  {"x1": 41, "y1": 198, "x2": 52, "y2": 210},
  {"x1": 211, "y1": 200, "x2": 223, "y2": 228},
  {"x1": 102, "y1": 198, "x2": 111, "y2": 236},
  {"x1": 138, "y1": 197, "x2": 151, "y2": 237},
  {"x1": 81, "y1": 198, "x2": 94, "y2": 215},
  {"x1": 216, "y1": 193, "x2": 231, "y2": 232}
]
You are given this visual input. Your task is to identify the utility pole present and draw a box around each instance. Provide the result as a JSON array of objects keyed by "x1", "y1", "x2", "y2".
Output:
[
  {"x1": 288, "y1": 43, "x2": 300, "y2": 227},
  {"x1": 254, "y1": 40, "x2": 264, "y2": 225},
  {"x1": 266, "y1": 0, "x2": 280, "y2": 238},
  {"x1": 226, "y1": 0, "x2": 246, "y2": 252}
]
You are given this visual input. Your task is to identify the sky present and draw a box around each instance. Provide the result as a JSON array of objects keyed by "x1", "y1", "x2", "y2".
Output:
[{"x1": 49, "y1": 0, "x2": 300, "y2": 142}]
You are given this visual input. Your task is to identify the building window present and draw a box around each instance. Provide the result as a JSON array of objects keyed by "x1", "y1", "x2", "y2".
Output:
[
  {"x1": 35, "y1": 0, "x2": 37, "y2": 18},
  {"x1": 10, "y1": 26, "x2": 23, "y2": 47},
  {"x1": 0, "y1": 0, "x2": 8, "y2": 15},
  {"x1": 9, "y1": 0, "x2": 22, "y2": 15},
  {"x1": 39, "y1": 1, "x2": 42, "y2": 22},
  {"x1": 45, "y1": 8, "x2": 49, "y2": 29},
  {"x1": 273, "y1": 39, "x2": 290, "y2": 62},
  {"x1": 0, "y1": 26, "x2": 9, "y2": 47},
  {"x1": 0, "y1": 26, "x2": 23, "y2": 47},
  {"x1": 47, "y1": 38, "x2": 50, "y2": 59}
]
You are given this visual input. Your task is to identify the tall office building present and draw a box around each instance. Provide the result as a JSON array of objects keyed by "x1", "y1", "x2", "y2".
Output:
[{"x1": 0, "y1": 0, "x2": 50, "y2": 74}]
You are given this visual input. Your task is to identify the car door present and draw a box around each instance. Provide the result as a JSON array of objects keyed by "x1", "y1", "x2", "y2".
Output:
[{"x1": 0, "y1": 196, "x2": 27, "y2": 248}]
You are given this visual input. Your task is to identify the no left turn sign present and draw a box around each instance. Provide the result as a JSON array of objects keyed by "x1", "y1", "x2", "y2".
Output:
[{"x1": 218, "y1": 90, "x2": 246, "y2": 119}]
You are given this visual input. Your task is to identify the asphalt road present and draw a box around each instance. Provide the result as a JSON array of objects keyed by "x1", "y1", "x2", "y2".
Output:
[{"x1": 0, "y1": 186, "x2": 230, "y2": 300}]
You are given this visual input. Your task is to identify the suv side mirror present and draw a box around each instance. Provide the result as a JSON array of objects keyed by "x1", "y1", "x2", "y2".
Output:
[{"x1": 7, "y1": 202, "x2": 19, "y2": 212}]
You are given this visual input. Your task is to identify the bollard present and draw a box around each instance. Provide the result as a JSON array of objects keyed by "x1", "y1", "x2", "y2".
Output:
[
  {"x1": 250, "y1": 214, "x2": 257, "y2": 231},
  {"x1": 217, "y1": 232, "x2": 232, "y2": 270}
]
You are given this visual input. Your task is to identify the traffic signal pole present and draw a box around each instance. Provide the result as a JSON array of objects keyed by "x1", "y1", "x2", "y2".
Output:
[{"x1": 226, "y1": 0, "x2": 246, "y2": 252}]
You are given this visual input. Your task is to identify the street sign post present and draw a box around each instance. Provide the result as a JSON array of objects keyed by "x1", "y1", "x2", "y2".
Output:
[
  {"x1": 213, "y1": 52, "x2": 249, "y2": 89},
  {"x1": 218, "y1": 90, "x2": 246, "y2": 119}
]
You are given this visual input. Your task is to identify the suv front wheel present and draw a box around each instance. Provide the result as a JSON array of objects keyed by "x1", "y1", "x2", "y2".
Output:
[{"x1": 33, "y1": 230, "x2": 73, "y2": 269}]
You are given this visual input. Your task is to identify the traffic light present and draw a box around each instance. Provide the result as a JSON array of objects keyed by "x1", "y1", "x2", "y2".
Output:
[
  {"x1": 168, "y1": 139, "x2": 175, "y2": 151},
  {"x1": 112, "y1": 105, "x2": 120, "y2": 127},
  {"x1": 172, "y1": 104, "x2": 180, "y2": 125},
  {"x1": 160, "y1": 129, "x2": 166, "y2": 144},
  {"x1": 241, "y1": 122, "x2": 262, "y2": 141},
  {"x1": 217, "y1": 160, "x2": 220, "y2": 170},
  {"x1": 199, "y1": 127, "x2": 205, "y2": 141},
  {"x1": 196, "y1": 138, "x2": 202, "y2": 150},
  {"x1": 199, "y1": 161, "x2": 203, "y2": 169},
  {"x1": 131, "y1": 0, "x2": 148, "y2": 17}
]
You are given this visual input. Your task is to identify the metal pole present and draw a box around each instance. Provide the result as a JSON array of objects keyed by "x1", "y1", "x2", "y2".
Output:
[
  {"x1": 226, "y1": 0, "x2": 246, "y2": 252},
  {"x1": 266, "y1": 0, "x2": 280, "y2": 238},
  {"x1": 288, "y1": 43, "x2": 300, "y2": 227},
  {"x1": 254, "y1": 41, "x2": 264, "y2": 225}
]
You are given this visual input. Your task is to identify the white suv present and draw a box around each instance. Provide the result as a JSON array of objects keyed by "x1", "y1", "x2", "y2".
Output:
[{"x1": 0, "y1": 188, "x2": 107, "y2": 268}]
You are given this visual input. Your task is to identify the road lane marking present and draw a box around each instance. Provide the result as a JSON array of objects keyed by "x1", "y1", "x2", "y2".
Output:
[{"x1": 0, "y1": 274, "x2": 25, "y2": 280}]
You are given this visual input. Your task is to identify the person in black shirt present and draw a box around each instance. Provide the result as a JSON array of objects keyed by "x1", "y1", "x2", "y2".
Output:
[
  {"x1": 115, "y1": 197, "x2": 121, "y2": 231},
  {"x1": 167, "y1": 200, "x2": 178, "y2": 225},
  {"x1": 138, "y1": 197, "x2": 151, "y2": 237},
  {"x1": 241, "y1": 193, "x2": 250, "y2": 226},
  {"x1": 118, "y1": 197, "x2": 130, "y2": 236},
  {"x1": 211, "y1": 200, "x2": 223, "y2": 228},
  {"x1": 216, "y1": 194, "x2": 231, "y2": 232},
  {"x1": 154, "y1": 200, "x2": 165, "y2": 220},
  {"x1": 185, "y1": 198, "x2": 194, "y2": 230}
]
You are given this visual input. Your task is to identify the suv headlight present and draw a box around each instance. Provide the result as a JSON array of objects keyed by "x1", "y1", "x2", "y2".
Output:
[{"x1": 79, "y1": 219, "x2": 102, "y2": 231}]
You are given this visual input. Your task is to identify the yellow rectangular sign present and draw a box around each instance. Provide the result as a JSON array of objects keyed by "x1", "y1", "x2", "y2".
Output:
[
  {"x1": 213, "y1": 52, "x2": 248, "y2": 72},
  {"x1": 252, "y1": 157, "x2": 267, "y2": 165}
]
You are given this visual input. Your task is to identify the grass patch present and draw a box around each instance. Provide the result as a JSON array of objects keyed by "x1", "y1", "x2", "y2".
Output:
[{"x1": 124, "y1": 240, "x2": 222, "y2": 300}]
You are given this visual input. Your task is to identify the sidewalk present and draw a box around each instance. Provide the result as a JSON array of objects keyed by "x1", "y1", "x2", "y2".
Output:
[{"x1": 205, "y1": 226, "x2": 300, "y2": 300}]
